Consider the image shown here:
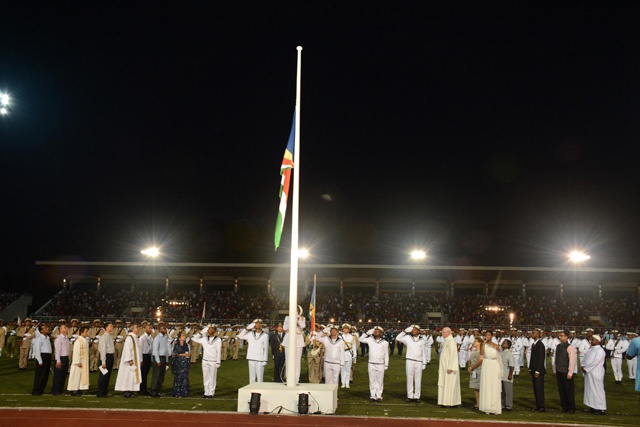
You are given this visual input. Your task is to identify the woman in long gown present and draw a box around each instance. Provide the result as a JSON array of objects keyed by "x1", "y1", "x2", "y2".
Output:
[
  {"x1": 479, "y1": 331, "x2": 503, "y2": 415},
  {"x1": 171, "y1": 330, "x2": 190, "y2": 397}
]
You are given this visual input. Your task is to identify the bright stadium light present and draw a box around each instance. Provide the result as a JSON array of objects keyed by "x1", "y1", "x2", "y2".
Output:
[
  {"x1": 568, "y1": 250, "x2": 590, "y2": 263},
  {"x1": 410, "y1": 249, "x2": 427, "y2": 260},
  {"x1": 298, "y1": 248, "x2": 310, "y2": 259},
  {"x1": 141, "y1": 247, "x2": 160, "y2": 257},
  {"x1": 0, "y1": 92, "x2": 10, "y2": 116}
]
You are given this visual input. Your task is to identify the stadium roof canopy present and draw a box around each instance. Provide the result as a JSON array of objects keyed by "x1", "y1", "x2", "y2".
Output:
[{"x1": 35, "y1": 261, "x2": 640, "y2": 294}]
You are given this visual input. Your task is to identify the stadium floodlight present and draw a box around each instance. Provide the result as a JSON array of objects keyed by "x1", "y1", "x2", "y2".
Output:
[
  {"x1": 141, "y1": 247, "x2": 160, "y2": 257},
  {"x1": 298, "y1": 248, "x2": 310, "y2": 259},
  {"x1": 0, "y1": 92, "x2": 9, "y2": 115},
  {"x1": 410, "y1": 249, "x2": 427, "y2": 260},
  {"x1": 568, "y1": 250, "x2": 590, "y2": 263}
]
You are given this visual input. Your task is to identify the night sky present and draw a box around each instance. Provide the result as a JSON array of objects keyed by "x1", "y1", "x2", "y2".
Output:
[{"x1": 2, "y1": 3, "x2": 640, "y2": 293}]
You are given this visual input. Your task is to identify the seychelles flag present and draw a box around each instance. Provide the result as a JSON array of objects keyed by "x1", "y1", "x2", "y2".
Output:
[
  {"x1": 309, "y1": 281, "x2": 316, "y2": 333},
  {"x1": 274, "y1": 113, "x2": 295, "y2": 250}
]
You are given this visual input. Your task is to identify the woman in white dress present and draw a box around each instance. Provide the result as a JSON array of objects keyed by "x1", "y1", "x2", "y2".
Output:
[{"x1": 479, "y1": 330, "x2": 503, "y2": 415}]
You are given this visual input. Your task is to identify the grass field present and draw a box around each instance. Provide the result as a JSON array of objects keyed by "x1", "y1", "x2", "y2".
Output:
[{"x1": 1, "y1": 349, "x2": 638, "y2": 425}]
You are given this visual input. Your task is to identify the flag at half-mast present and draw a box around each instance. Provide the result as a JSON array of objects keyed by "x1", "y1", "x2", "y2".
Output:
[
  {"x1": 309, "y1": 280, "x2": 316, "y2": 333},
  {"x1": 274, "y1": 113, "x2": 295, "y2": 250}
]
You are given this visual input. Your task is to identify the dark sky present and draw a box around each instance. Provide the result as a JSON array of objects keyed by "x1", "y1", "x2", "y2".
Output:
[{"x1": 2, "y1": 3, "x2": 640, "y2": 291}]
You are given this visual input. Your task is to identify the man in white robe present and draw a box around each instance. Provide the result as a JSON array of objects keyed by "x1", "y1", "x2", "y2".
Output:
[
  {"x1": 67, "y1": 326, "x2": 89, "y2": 395},
  {"x1": 114, "y1": 324, "x2": 142, "y2": 398},
  {"x1": 581, "y1": 334, "x2": 606, "y2": 415},
  {"x1": 438, "y1": 327, "x2": 461, "y2": 407}
]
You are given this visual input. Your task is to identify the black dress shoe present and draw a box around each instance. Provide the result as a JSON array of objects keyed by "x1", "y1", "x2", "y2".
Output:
[{"x1": 537, "y1": 408, "x2": 546, "y2": 412}]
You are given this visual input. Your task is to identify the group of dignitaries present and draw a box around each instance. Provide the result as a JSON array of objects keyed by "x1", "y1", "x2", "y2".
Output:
[
  {"x1": 4, "y1": 316, "x2": 640, "y2": 416},
  {"x1": 9, "y1": 317, "x2": 245, "y2": 399},
  {"x1": 454, "y1": 326, "x2": 640, "y2": 415}
]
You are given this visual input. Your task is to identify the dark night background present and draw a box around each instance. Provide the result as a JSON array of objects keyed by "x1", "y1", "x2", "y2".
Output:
[{"x1": 1, "y1": 2, "x2": 640, "y2": 295}]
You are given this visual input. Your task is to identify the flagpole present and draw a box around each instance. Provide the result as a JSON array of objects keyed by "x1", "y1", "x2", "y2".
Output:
[{"x1": 286, "y1": 46, "x2": 302, "y2": 387}]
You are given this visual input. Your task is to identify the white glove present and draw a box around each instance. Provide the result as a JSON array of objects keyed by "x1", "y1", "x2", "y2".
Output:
[
  {"x1": 216, "y1": 363, "x2": 221, "y2": 368},
  {"x1": 323, "y1": 327, "x2": 330, "y2": 335},
  {"x1": 422, "y1": 364, "x2": 426, "y2": 371},
  {"x1": 404, "y1": 327, "x2": 412, "y2": 334},
  {"x1": 247, "y1": 323, "x2": 255, "y2": 330},
  {"x1": 367, "y1": 329, "x2": 375, "y2": 335},
  {"x1": 385, "y1": 365, "x2": 388, "y2": 371},
  {"x1": 262, "y1": 361, "x2": 267, "y2": 367}
]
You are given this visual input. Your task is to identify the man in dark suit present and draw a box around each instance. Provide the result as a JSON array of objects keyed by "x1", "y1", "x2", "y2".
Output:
[
  {"x1": 270, "y1": 323, "x2": 286, "y2": 382},
  {"x1": 529, "y1": 328, "x2": 547, "y2": 411}
]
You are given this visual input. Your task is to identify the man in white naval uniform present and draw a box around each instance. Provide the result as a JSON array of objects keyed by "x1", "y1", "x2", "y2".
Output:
[
  {"x1": 237, "y1": 319, "x2": 269, "y2": 384},
  {"x1": 359, "y1": 326, "x2": 389, "y2": 402},
  {"x1": 578, "y1": 329, "x2": 593, "y2": 376},
  {"x1": 461, "y1": 329, "x2": 473, "y2": 368},
  {"x1": 340, "y1": 323, "x2": 356, "y2": 388},
  {"x1": 191, "y1": 324, "x2": 221, "y2": 398},
  {"x1": 455, "y1": 329, "x2": 467, "y2": 369},
  {"x1": 607, "y1": 330, "x2": 629, "y2": 384},
  {"x1": 423, "y1": 329, "x2": 434, "y2": 364},
  {"x1": 523, "y1": 331, "x2": 532, "y2": 368},
  {"x1": 548, "y1": 331, "x2": 560, "y2": 372},
  {"x1": 283, "y1": 309, "x2": 306, "y2": 384},
  {"x1": 396, "y1": 324, "x2": 427, "y2": 402},
  {"x1": 314, "y1": 324, "x2": 345, "y2": 385},
  {"x1": 509, "y1": 328, "x2": 524, "y2": 377}
]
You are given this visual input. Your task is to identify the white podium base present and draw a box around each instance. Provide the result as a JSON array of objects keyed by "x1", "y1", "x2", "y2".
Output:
[{"x1": 237, "y1": 382, "x2": 338, "y2": 415}]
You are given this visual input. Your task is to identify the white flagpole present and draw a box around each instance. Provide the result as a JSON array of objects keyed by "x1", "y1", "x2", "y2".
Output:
[{"x1": 286, "y1": 46, "x2": 302, "y2": 387}]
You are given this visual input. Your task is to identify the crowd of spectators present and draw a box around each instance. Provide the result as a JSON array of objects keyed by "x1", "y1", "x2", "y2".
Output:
[
  {"x1": 0, "y1": 292, "x2": 20, "y2": 312},
  {"x1": 32, "y1": 287, "x2": 640, "y2": 330}
]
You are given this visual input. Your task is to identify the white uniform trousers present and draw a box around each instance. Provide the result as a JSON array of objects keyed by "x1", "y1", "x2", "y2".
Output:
[
  {"x1": 513, "y1": 354, "x2": 522, "y2": 374},
  {"x1": 368, "y1": 363, "x2": 385, "y2": 399},
  {"x1": 579, "y1": 356, "x2": 585, "y2": 375},
  {"x1": 202, "y1": 360, "x2": 219, "y2": 396},
  {"x1": 324, "y1": 361, "x2": 341, "y2": 385},
  {"x1": 458, "y1": 349, "x2": 468, "y2": 368},
  {"x1": 627, "y1": 357, "x2": 636, "y2": 380},
  {"x1": 248, "y1": 360, "x2": 265, "y2": 384},
  {"x1": 341, "y1": 356, "x2": 353, "y2": 387},
  {"x1": 425, "y1": 347, "x2": 432, "y2": 364},
  {"x1": 406, "y1": 359, "x2": 423, "y2": 399},
  {"x1": 611, "y1": 357, "x2": 623, "y2": 381},
  {"x1": 284, "y1": 346, "x2": 303, "y2": 383}
]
